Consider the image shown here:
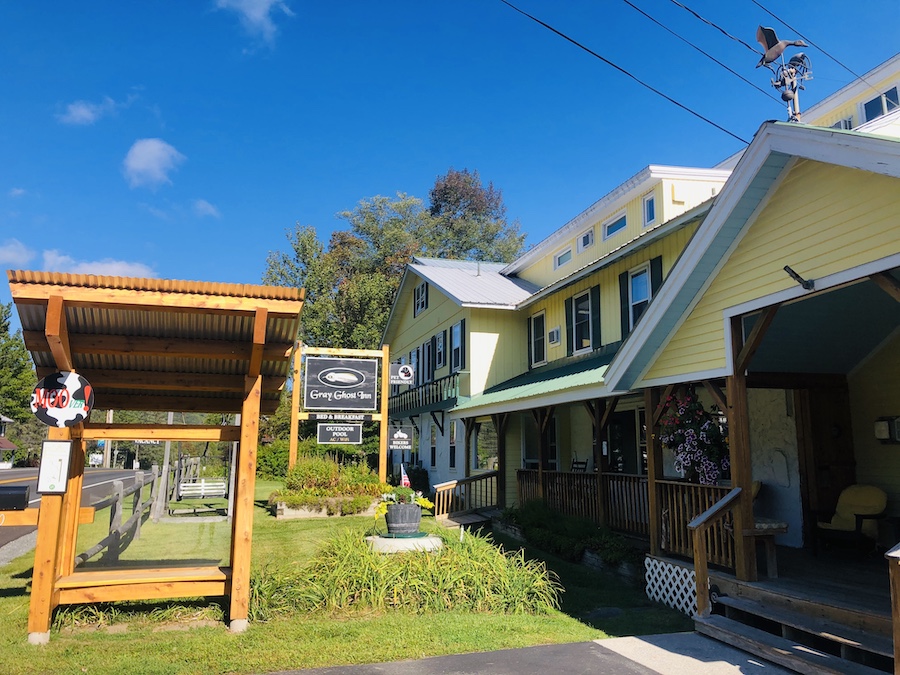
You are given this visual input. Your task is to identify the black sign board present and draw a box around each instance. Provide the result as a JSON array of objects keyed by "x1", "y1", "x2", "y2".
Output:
[
  {"x1": 309, "y1": 413, "x2": 373, "y2": 422},
  {"x1": 389, "y1": 363, "x2": 415, "y2": 386},
  {"x1": 317, "y1": 423, "x2": 363, "y2": 445},
  {"x1": 388, "y1": 425, "x2": 415, "y2": 452},
  {"x1": 303, "y1": 357, "x2": 378, "y2": 411}
]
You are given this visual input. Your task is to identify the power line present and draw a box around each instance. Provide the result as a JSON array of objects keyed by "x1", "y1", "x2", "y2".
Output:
[
  {"x1": 669, "y1": 0, "x2": 760, "y2": 55},
  {"x1": 750, "y1": 0, "x2": 884, "y2": 97},
  {"x1": 621, "y1": 0, "x2": 780, "y2": 103},
  {"x1": 497, "y1": 0, "x2": 750, "y2": 145}
]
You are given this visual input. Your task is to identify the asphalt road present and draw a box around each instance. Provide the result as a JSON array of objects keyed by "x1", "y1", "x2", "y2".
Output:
[{"x1": 0, "y1": 467, "x2": 152, "y2": 548}]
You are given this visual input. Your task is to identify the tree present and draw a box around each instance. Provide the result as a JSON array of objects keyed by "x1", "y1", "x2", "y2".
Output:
[
  {"x1": 0, "y1": 303, "x2": 35, "y2": 424},
  {"x1": 263, "y1": 169, "x2": 526, "y2": 351}
]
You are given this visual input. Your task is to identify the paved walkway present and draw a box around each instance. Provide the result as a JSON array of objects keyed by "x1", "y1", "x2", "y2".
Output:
[{"x1": 267, "y1": 633, "x2": 791, "y2": 675}]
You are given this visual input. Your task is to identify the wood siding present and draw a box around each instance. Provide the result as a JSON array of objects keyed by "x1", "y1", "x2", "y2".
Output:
[{"x1": 645, "y1": 161, "x2": 900, "y2": 381}]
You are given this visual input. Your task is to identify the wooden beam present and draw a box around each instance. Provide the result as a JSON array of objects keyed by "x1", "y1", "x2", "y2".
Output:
[
  {"x1": 248, "y1": 308, "x2": 268, "y2": 378},
  {"x1": 289, "y1": 343, "x2": 301, "y2": 471},
  {"x1": 302, "y1": 345, "x2": 384, "y2": 358},
  {"x1": 871, "y1": 271, "x2": 900, "y2": 303},
  {"x1": 702, "y1": 380, "x2": 727, "y2": 412},
  {"x1": 379, "y1": 344, "x2": 390, "y2": 484},
  {"x1": 599, "y1": 396, "x2": 619, "y2": 433},
  {"x1": 81, "y1": 424, "x2": 241, "y2": 442},
  {"x1": 44, "y1": 295, "x2": 73, "y2": 372},
  {"x1": 735, "y1": 304, "x2": 780, "y2": 374},
  {"x1": 747, "y1": 372, "x2": 848, "y2": 389},
  {"x1": 644, "y1": 387, "x2": 662, "y2": 556},
  {"x1": 23, "y1": 333, "x2": 293, "y2": 362},
  {"x1": 94, "y1": 393, "x2": 280, "y2": 415},
  {"x1": 0, "y1": 507, "x2": 94, "y2": 527},
  {"x1": 36, "y1": 368, "x2": 286, "y2": 393}
]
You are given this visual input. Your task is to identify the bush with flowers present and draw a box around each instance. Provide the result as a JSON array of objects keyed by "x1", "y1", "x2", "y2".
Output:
[
  {"x1": 658, "y1": 387, "x2": 730, "y2": 485},
  {"x1": 374, "y1": 486, "x2": 434, "y2": 519}
]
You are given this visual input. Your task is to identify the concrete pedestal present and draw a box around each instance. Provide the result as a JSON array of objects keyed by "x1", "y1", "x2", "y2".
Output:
[{"x1": 366, "y1": 534, "x2": 443, "y2": 553}]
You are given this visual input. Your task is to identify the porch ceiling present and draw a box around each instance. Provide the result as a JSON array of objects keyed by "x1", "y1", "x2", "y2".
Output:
[{"x1": 745, "y1": 269, "x2": 900, "y2": 374}]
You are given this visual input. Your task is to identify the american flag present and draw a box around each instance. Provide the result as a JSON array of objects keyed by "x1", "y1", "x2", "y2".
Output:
[{"x1": 400, "y1": 462, "x2": 411, "y2": 487}]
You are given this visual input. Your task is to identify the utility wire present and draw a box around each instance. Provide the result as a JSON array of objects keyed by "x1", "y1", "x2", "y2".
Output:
[
  {"x1": 498, "y1": 0, "x2": 750, "y2": 145},
  {"x1": 669, "y1": 0, "x2": 760, "y2": 55},
  {"x1": 750, "y1": 0, "x2": 883, "y2": 97},
  {"x1": 621, "y1": 0, "x2": 780, "y2": 103}
]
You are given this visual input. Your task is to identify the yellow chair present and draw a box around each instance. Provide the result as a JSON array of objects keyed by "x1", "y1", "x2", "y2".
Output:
[{"x1": 814, "y1": 485, "x2": 887, "y2": 554}]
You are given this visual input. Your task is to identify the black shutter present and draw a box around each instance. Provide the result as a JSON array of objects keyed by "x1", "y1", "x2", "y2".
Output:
[
  {"x1": 650, "y1": 256, "x2": 663, "y2": 295},
  {"x1": 430, "y1": 335, "x2": 437, "y2": 379},
  {"x1": 527, "y1": 317, "x2": 533, "y2": 370},
  {"x1": 459, "y1": 318, "x2": 466, "y2": 370},
  {"x1": 590, "y1": 285, "x2": 601, "y2": 350},
  {"x1": 564, "y1": 297, "x2": 574, "y2": 356},
  {"x1": 619, "y1": 271, "x2": 630, "y2": 340}
]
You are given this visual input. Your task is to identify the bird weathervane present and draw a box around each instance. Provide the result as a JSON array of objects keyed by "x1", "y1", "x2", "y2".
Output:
[{"x1": 756, "y1": 25, "x2": 812, "y2": 122}]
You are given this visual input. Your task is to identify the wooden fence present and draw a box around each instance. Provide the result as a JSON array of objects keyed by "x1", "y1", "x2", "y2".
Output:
[{"x1": 433, "y1": 471, "x2": 498, "y2": 519}]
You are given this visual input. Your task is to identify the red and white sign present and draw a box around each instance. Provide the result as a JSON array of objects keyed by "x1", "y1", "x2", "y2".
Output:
[{"x1": 31, "y1": 372, "x2": 94, "y2": 428}]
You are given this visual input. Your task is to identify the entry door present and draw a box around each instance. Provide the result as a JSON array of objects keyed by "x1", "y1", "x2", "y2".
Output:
[{"x1": 796, "y1": 385, "x2": 856, "y2": 540}]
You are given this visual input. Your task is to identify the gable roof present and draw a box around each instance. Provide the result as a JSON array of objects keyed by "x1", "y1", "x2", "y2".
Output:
[{"x1": 604, "y1": 122, "x2": 900, "y2": 392}]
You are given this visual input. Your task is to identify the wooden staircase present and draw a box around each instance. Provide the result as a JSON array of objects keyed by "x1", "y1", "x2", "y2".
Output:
[{"x1": 695, "y1": 578, "x2": 893, "y2": 674}]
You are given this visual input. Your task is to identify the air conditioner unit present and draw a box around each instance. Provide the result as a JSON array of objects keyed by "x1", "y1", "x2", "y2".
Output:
[{"x1": 548, "y1": 327, "x2": 561, "y2": 344}]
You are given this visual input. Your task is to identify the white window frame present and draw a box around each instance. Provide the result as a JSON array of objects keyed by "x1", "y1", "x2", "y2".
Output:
[
  {"x1": 602, "y1": 212, "x2": 627, "y2": 240},
  {"x1": 434, "y1": 331, "x2": 445, "y2": 369},
  {"x1": 831, "y1": 117, "x2": 853, "y2": 130},
  {"x1": 548, "y1": 326, "x2": 561, "y2": 345},
  {"x1": 576, "y1": 227, "x2": 594, "y2": 253},
  {"x1": 862, "y1": 85, "x2": 899, "y2": 122},
  {"x1": 554, "y1": 247, "x2": 573, "y2": 269},
  {"x1": 450, "y1": 321, "x2": 463, "y2": 372},
  {"x1": 571, "y1": 291, "x2": 592, "y2": 355},
  {"x1": 642, "y1": 193, "x2": 656, "y2": 227},
  {"x1": 449, "y1": 420, "x2": 457, "y2": 471},
  {"x1": 422, "y1": 339, "x2": 433, "y2": 383},
  {"x1": 413, "y1": 281, "x2": 428, "y2": 316},
  {"x1": 530, "y1": 311, "x2": 547, "y2": 367},
  {"x1": 629, "y1": 263, "x2": 651, "y2": 330}
]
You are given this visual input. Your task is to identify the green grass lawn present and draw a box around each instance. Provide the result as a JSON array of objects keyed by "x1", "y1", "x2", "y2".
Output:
[{"x1": 0, "y1": 480, "x2": 691, "y2": 675}]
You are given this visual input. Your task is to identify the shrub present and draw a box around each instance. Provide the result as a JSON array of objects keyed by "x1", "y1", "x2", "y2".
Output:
[
  {"x1": 257, "y1": 439, "x2": 290, "y2": 478},
  {"x1": 284, "y1": 456, "x2": 340, "y2": 492}
]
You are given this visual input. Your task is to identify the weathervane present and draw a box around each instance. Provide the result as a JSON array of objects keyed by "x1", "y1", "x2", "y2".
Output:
[{"x1": 756, "y1": 25, "x2": 812, "y2": 122}]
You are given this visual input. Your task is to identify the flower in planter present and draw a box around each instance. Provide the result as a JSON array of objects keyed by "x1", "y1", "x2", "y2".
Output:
[
  {"x1": 659, "y1": 387, "x2": 730, "y2": 485},
  {"x1": 374, "y1": 486, "x2": 434, "y2": 519}
]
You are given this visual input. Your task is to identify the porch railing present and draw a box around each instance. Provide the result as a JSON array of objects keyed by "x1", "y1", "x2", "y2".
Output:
[
  {"x1": 433, "y1": 470, "x2": 498, "y2": 520},
  {"x1": 659, "y1": 479, "x2": 734, "y2": 570},
  {"x1": 687, "y1": 487, "x2": 742, "y2": 617},
  {"x1": 388, "y1": 372, "x2": 459, "y2": 416},
  {"x1": 603, "y1": 473, "x2": 649, "y2": 537}
]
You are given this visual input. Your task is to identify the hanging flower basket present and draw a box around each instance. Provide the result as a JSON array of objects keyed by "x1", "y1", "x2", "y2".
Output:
[
  {"x1": 384, "y1": 503, "x2": 422, "y2": 535},
  {"x1": 659, "y1": 386, "x2": 730, "y2": 485}
]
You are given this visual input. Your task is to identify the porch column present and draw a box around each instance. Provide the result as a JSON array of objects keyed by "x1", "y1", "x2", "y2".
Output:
[
  {"x1": 491, "y1": 413, "x2": 508, "y2": 509},
  {"x1": 584, "y1": 398, "x2": 610, "y2": 527},
  {"x1": 644, "y1": 387, "x2": 663, "y2": 556}
]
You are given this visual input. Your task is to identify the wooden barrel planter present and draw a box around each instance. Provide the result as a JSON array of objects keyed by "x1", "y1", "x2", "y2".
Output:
[{"x1": 385, "y1": 503, "x2": 421, "y2": 535}]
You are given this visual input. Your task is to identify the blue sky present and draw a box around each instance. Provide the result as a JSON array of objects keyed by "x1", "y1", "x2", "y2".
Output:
[{"x1": 1, "y1": 1, "x2": 898, "y2": 321}]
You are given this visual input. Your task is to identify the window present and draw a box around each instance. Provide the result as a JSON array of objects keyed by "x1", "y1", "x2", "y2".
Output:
[
  {"x1": 422, "y1": 340, "x2": 433, "y2": 383},
  {"x1": 530, "y1": 312, "x2": 546, "y2": 366},
  {"x1": 643, "y1": 194, "x2": 656, "y2": 226},
  {"x1": 472, "y1": 420, "x2": 497, "y2": 471},
  {"x1": 831, "y1": 117, "x2": 853, "y2": 130},
  {"x1": 863, "y1": 86, "x2": 899, "y2": 122},
  {"x1": 409, "y1": 347, "x2": 419, "y2": 385},
  {"x1": 430, "y1": 424, "x2": 437, "y2": 468},
  {"x1": 434, "y1": 331, "x2": 446, "y2": 369},
  {"x1": 449, "y1": 420, "x2": 457, "y2": 470},
  {"x1": 629, "y1": 265, "x2": 650, "y2": 329},
  {"x1": 554, "y1": 247, "x2": 573, "y2": 269},
  {"x1": 571, "y1": 291, "x2": 592, "y2": 353},
  {"x1": 577, "y1": 228, "x2": 594, "y2": 253},
  {"x1": 413, "y1": 281, "x2": 428, "y2": 316},
  {"x1": 603, "y1": 213, "x2": 627, "y2": 239},
  {"x1": 450, "y1": 320, "x2": 465, "y2": 372}
]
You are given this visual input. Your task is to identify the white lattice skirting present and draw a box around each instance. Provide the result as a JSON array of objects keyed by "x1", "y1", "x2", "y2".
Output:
[{"x1": 644, "y1": 556, "x2": 698, "y2": 616}]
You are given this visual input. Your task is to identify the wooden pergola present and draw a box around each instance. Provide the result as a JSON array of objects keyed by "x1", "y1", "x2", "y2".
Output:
[{"x1": 6, "y1": 270, "x2": 303, "y2": 643}]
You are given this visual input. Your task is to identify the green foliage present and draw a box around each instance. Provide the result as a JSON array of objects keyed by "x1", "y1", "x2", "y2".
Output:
[
  {"x1": 503, "y1": 502, "x2": 642, "y2": 566},
  {"x1": 284, "y1": 456, "x2": 340, "y2": 491},
  {"x1": 257, "y1": 439, "x2": 290, "y2": 478},
  {"x1": 0, "y1": 303, "x2": 36, "y2": 424},
  {"x1": 274, "y1": 456, "x2": 390, "y2": 514},
  {"x1": 248, "y1": 529, "x2": 561, "y2": 618}
]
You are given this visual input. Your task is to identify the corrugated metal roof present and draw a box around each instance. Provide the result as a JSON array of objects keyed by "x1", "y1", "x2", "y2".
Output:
[
  {"x1": 8, "y1": 270, "x2": 304, "y2": 415},
  {"x1": 409, "y1": 261, "x2": 539, "y2": 308}
]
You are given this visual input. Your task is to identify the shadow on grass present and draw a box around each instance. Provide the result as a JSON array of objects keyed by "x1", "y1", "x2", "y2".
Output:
[{"x1": 490, "y1": 529, "x2": 694, "y2": 638}]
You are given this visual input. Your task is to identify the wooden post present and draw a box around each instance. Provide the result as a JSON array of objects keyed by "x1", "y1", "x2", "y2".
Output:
[
  {"x1": 289, "y1": 343, "x2": 301, "y2": 471},
  {"x1": 108, "y1": 480, "x2": 124, "y2": 563},
  {"x1": 491, "y1": 413, "x2": 508, "y2": 509},
  {"x1": 57, "y1": 431, "x2": 86, "y2": 579},
  {"x1": 133, "y1": 472, "x2": 145, "y2": 540},
  {"x1": 644, "y1": 387, "x2": 663, "y2": 556},
  {"x1": 28, "y1": 427, "x2": 71, "y2": 644},
  {"x1": 885, "y1": 545, "x2": 900, "y2": 675},
  {"x1": 229, "y1": 374, "x2": 262, "y2": 633},
  {"x1": 379, "y1": 344, "x2": 390, "y2": 483}
]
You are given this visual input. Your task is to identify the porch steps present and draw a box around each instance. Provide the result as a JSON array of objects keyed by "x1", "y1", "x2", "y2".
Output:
[
  {"x1": 695, "y1": 614, "x2": 889, "y2": 675},
  {"x1": 437, "y1": 507, "x2": 500, "y2": 530}
]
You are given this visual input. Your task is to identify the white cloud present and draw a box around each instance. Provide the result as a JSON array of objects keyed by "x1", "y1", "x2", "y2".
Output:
[
  {"x1": 0, "y1": 239, "x2": 36, "y2": 268},
  {"x1": 8, "y1": 187, "x2": 26, "y2": 198},
  {"x1": 216, "y1": 0, "x2": 293, "y2": 42},
  {"x1": 123, "y1": 138, "x2": 186, "y2": 189},
  {"x1": 193, "y1": 199, "x2": 221, "y2": 218},
  {"x1": 57, "y1": 96, "x2": 119, "y2": 125},
  {"x1": 42, "y1": 250, "x2": 156, "y2": 278}
]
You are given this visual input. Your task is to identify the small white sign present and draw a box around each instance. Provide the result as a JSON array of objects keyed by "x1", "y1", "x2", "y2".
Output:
[{"x1": 37, "y1": 440, "x2": 73, "y2": 494}]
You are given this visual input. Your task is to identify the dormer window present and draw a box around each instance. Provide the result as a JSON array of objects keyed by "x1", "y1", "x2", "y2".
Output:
[
  {"x1": 577, "y1": 228, "x2": 594, "y2": 253},
  {"x1": 413, "y1": 281, "x2": 428, "y2": 316},
  {"x1": 643, "y1": 194, "x2": 656, "y2": 227},
  {"x1": 603, "y1": 213, "x2": 627, "y2": 240},
  {"x1": 863, "y1": 86, "x2": 899, "y2": 122},
  {"x1": 554, "y1": 247, "x2": 573, "y2": 269}
]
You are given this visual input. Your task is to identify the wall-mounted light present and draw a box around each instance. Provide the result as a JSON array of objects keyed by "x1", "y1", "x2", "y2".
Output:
[
  {"x1": 784, "y1": 265, "x2": 814, "y2": 290},
  {"x1": 874, "y1": 417, "x2": 900, "y2": 443}
]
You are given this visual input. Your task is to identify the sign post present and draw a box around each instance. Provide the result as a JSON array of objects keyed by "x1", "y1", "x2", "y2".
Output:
[{"x1": 293, "y1": 344, "x2": 393, "y2": 482}]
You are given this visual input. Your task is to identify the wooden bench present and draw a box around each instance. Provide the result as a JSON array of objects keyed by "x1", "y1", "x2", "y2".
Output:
[{"x1": 178, "y1": 479, "x2": 227, "y2": 500}]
